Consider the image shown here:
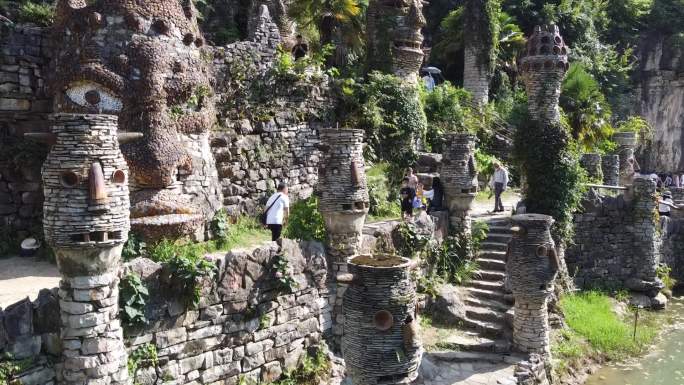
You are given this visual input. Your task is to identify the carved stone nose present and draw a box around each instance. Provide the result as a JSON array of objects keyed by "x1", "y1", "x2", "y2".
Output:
[{"x1": 89, "y1": 162, "x2": 108, "y2": 206}]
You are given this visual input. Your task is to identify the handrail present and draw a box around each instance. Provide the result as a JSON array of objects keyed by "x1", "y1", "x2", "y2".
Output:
[{"x1": 585, "y1": 183, "x2": 628, "y2": 190}]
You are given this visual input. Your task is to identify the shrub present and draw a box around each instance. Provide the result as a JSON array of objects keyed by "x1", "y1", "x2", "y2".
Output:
[
  {"x1": 284, "y1": 196, "x2": 326, "y2": 242},
  {"x1": 421, "y1": 83, "x2": 475, "y2": 152},
  {"x1": 122, "y1": 233, "x2": 146, "y2": 261},
  {"x1": 165, "y1": 253, "x2": 216, "y2": 308},
  {"x1": 426, "y1": 222, "x2": 488, "y2": 286},
  {"x1": 367, "y1": 163, "x2": 401, "y2": 221},
  {"x1": 272, "y1": 346, "x2": 331, "y2": 385},
  {"x1": 127, "y1": 343, "x2": 158, "y2": 378},
  {"x1": 17, "y1": 1, "x2": 54, "y2": 26},
  {"x1": 119, "y1": 273, "x2": 149, "y2": 328}
]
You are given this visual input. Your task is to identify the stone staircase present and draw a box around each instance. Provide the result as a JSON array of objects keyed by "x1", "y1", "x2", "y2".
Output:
[{"x1": 454, "y1": 217, "x2": 515, "y2": 352}]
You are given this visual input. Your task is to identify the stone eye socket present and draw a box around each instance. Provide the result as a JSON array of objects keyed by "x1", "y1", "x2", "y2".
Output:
[
  {"x1": 112, "y1": 169, "x2": 126, "y2": 184},
  {"x1": 65, "y1": 81, "x2": 123, "y2": 112},
  {"x1": 60, "y1": 171, "x2": 80, "y2": 187}
]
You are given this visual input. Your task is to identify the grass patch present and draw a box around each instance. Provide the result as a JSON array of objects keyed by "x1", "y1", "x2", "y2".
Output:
[{"x1": 559, "y1": 291, "x2": 658, "y2": 360}]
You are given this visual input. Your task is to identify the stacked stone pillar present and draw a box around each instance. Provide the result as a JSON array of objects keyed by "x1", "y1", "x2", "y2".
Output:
[
  {"x1": 507, "y1": 214, "x2": 558, "y2": 355},
  {"x1": 441, "y1": 133, "x2": 478, "y2": 235},
  {"x1": 317, "y1": 128, "x2": 369, "y2": 348},
  {"x1": 626, "y1": 176, "x2": 663, "y2": 296},
  {"x1": 614, "y1": 131, "x2": 638, "y2": 186},
  {"x1": 601, "y1": 155, "x2": 620, "y2": 186},
  {"x1": 41, "y1": 114, "x2": 131, "y2": 384},
  {"x1": 580, "y1": 153, "x2": 603, "y2": 182}
]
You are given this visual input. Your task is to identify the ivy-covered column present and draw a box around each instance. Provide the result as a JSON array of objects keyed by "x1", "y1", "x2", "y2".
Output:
[
  {"x1": 38, "y1": 114, "x2": 132, "y2": 384},
  {"x1": 516, "y1": 25, "x2": 578, "y2": 292},
  {"x1": 462, "y1": 0, "x2": 499, "y2": 106},
  {"x1": 441, "y1": 133, "x2": 478, "y2": 236},
  {"x1": 508, "y1": 214, "x2": 558, "y2": 355},
  {"x1": 318, "y1": 128, "x2": 369, "y2": 349}
]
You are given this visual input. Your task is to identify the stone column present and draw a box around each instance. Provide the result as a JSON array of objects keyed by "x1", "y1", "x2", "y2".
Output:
[
  {"x1": 40, "y1": 114, "x2": 131, "y2": 384},
  {"x1": 580, "y1": 153, "x2": 603, "y2": 182},
  {"x1": 317, "y1": 128, "x2": 369, "y2": 348},
  {"x1": 342, "y1": 255, "x2": 422, "y2": 385},
  {"x1": 441, "y1": 133, "x2": 478, "y2": 235},
  {"x1": 519, "y1": 25, "x2": 569, "y2": 126},
  {"x1": 508, "y1": 214, "x2": 558, "y2": 355},
  {"x1": 601, "y1": 154, "x2": 620, "y2": 186},
  {"x1": 626, "y1": 176, "x2": 663, "y2": 296},
  {"x1": 614, "y1": 132, "x2": 638, "y2": 186}
]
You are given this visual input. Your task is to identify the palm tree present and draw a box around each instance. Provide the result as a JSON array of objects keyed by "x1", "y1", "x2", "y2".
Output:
[{"x1": 288, "y1": 0, "x2": 365, "y2": 65}]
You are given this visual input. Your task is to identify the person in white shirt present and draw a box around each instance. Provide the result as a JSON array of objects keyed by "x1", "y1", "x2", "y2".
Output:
[
  {"x1": 265, "y1": 183, "x2": 290, "y2": 242},
  {"x1": 659, "y1": 191, "x2": 679, "y2": 217},
  {"x1": 489, "y1": 162, "x2": 509, "y2": 212}
]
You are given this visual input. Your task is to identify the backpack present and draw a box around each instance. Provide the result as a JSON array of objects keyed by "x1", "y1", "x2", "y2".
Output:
[{"x1": 261, "y1": 194, "x2": 281, "y2": 225}]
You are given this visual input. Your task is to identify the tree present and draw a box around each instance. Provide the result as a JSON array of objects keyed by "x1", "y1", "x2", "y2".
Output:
[{"x1": 288, "y1": 0, "x2": 365, "y2": 66}]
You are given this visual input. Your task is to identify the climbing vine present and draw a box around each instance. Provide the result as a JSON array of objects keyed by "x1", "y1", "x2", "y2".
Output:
[
  {"x1": 127, "y1": 343, "x2": 158, "y2": 379},
  {"x1": 119, "y1": 272, "x2": 149, "y2": 328}
]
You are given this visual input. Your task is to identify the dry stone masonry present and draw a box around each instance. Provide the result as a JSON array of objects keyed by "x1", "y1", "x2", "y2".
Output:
[
  {"x1": 41, "y1": 113, "x2": 131, "y2": 385},
  {"x1": 440, "y1": 133, "x2": 478, "y2": 235},
  {"x1": 342, "y1": 255, "x2": 422, "y2": 385},
  {"x1": 601, "y1": 154, "x2": 620, "y2": 186},
  {"x1": 507, "y1": 214, "x2": 558, "y2": 356},
  {"x1": 519, "y1": 25, "x2": 570, "y2": 125},
  {"x1": 580, "y1": 153, "x2": 603, "y2": 182}
]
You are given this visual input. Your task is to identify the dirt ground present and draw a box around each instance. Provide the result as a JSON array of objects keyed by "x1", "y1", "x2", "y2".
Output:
[{"x1": 0, "y1": 256, "x2": 60, "y2": 308}]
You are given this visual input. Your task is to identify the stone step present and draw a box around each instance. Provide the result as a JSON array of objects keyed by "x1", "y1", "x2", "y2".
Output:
[
  {"x1": 465, "y1": 306, "x2": 506, "y2": 324},
  {"x1": 442, "y1": 335, "x2": 511, "y2": 353},
  {"x1": 474, "y1": 269, "x2": 506, "y2": 281},
  {"x1": 480, "y1": 242, "x2": 508, "y2": 252},
  {"x1": 486, "y1": 219, "x2": 512, "y2": 227},
  {"x1": 467, "y1": 287, "x2": 514, "y2": 305},
  {"x1": 465, "y1": 295, "x2": 512, "y2": 313},
  {"x1": 487, "y1": 225, "x2": 512, "y2": 235},
  {"x1": 468, "y1": 279, "x2": 505, "y2": 292},
  {"x1": 428, "y1": 351, "x2": 524, "y2": 365},
  {"x1": 485, "y1": 233, "x2": 512, "y2": 243},
  {"x1": 477, "y1": 250, "x2": 507, "y2": 261},
  {"x1": 476, "y1": 258, "x2": 506, "y2": 271},
  {"x1": 459, "y1": 317, "x2": 506, "y2": 338}
]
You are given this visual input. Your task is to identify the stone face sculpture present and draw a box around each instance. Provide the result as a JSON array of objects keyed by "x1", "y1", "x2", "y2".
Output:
[
  {"x1": 366, "y1": 0, "x2": 426, "y2": 81},
  {"x1": 441, "y1": 133, "x2": 478, "y2": 234},
  {"x1": 342, "y1": 254, "x2": 422, "y2": 385},
  {"x1": 50, "y1": 0, "x2": 222, "y2": 241},
  {"x1": 614, "y1": 131, "x2": 639, "y2": 186},
  {"x1": 39, "y1": 113, "x2": 130, "y2": 384},
  {"x1": 507, "y1": 214, "x2": 558, "y2": 355},
  {"x1": 519, "y1": 25, "x2": 570, "y2": 125}
]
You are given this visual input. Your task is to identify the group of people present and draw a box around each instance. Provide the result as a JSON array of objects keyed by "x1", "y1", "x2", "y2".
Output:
[{"x1": 399, "y1": 168, "x2": 445, "y2": 221}]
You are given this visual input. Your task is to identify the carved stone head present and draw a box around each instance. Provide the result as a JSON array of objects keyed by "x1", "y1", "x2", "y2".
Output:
[
  {"x1": 367, "y1": 0, "x2": 426, "y2": 80},
  {"x1": 50, "y1": 0, "x2": 222, "y2": 241}
]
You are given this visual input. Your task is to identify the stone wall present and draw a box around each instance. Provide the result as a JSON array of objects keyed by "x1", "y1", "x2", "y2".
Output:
[
  {"x1": 0, "y1": 24, "x2": 51, "y2": 235},
  {"x1": 0, "y1": 239, "x2": 334, "y2": 385},
  {"x1": 566, "y1": 178, "x2": 663, "y2": 294}
]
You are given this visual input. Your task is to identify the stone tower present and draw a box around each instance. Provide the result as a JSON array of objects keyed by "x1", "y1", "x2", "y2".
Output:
[
  {"x1": 441, "y1": 133, "x2": 478, "y2": 235},
  {"x1": 507, "y1": 214, "x2": 559, "y2": 355},
  {"x1": 366, "y1": 0, "x2": 426, "y2": 82},
  {"x1": 38, "y1": 114, "x2": 131, "y2": 385},
  {"x1": 519, "y1": 25, "x2": 570, "y2": 125}
]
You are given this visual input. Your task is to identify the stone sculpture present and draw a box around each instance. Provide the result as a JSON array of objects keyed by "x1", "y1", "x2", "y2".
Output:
[
  {"x1": 342, "y1": 254, "x2": 423, "y2": 385},
  {"x1": 601, "y1": 154, "x2": 620, "y2": 186},
  {"x1": 50, "y1": 0, "x2": 222, "y2": 241},
  {"x1": 613, "y1": 131, "x2": 640, "y2": 186},
  {"x1": 37, "y1": 113, "x2": 131, "y2": 384},
  {"x1": 519, "y1": 25, "x2": 570, "y2": 125},
  {"x1": 441, "y1": 133, "x2": 478, "y2": 235},
  {"x1": 366, "y1": 0, "x2": 426, "y2": 81},
  {"x1": 507, "y1": 214, "x2": 559, "y2": 355}
]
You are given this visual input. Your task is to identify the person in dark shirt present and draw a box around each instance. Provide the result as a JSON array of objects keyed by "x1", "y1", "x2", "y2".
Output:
[
  {"x1": 400, "y1": 177, "x2": 416, "y2": 221},
  {"x1": 291, "y1": 35, "x2": 308, "y2": 60},
  {"x1": 426, "y1": 176, "x2": 444, "y2": 213}
]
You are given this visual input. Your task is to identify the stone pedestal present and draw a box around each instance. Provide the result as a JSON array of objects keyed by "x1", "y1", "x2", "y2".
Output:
[
  {"x1": 41, "y1": 114, "x2": 131, "y2": 384},
  {"x1": 614, "y1": 132, "x2": 638, "y2": 186},
  {"x1": 342, "y1": 255, "x2": 422, "y2": 385},
  {"x1": 580, "y1": 153, "x2": 603, "y2": 181},
  {"x1": 508, "y1": 214, "x2": 558, "y2": 355},
  {"x1": 601, "y1": 154, "x2": 620, "y2": 186},
  {"x1": 441, "y1": 133, "x2": 478, "y2": 235}
]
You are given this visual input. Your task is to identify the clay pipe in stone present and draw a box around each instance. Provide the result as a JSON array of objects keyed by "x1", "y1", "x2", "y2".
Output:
[
  {"x1": 23, "y1": 132, "x2": 57, "y2": 145},
  {"x1": 89, "y1": 162, "x2": 109, "y2": 206},
  {"x1": 117, "y1": 132, "x2": 144, "y2": 144}
]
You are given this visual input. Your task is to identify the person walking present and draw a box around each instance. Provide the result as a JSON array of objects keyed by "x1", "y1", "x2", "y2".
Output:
[
  {"x1": 405, "y1": 167, "x2": 419, "y2": 189},
  {"x1": 489, "y1": 162, "x2": 509, "y2": 212},
  {"x1": 659, "y1": 191, "x2": 678, "y2": 217},
  {"x1": 264, "y1": 183, "x2": 290, "y2": 242},
  {"x1": 425, "y1": 176, "x2": 444, "y2": 213},
  {"x1": 400, "y1": 177, "x2": 416, "y2": 221}
]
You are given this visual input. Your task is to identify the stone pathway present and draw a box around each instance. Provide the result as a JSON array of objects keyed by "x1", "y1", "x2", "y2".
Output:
[
  {"x1": 417, "y1": 352, "x2": 523, "y2": 385},
  {"x1": 0, "y1": 256, "x2": 60, "y2": 308}
]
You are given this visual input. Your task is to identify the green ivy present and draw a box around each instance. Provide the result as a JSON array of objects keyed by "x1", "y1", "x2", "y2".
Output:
[
  {"x1": 122, "y1": 233, "x2": 147, "y2": 262},
  {"x1": 165, "y1": 254, "x2": 216, "y2": 309},
  {"x1": 392, "y1": 222, "x2": 433, "y2": 259},
  {"x1": 119, "y1": 273, "x2": 149, "y2": 328},
  {"x1": 127, "y1": 343, "x2": 158, "y2": 379},
  {"x1": 274, "y1": 255, "x2": 299, "y2": 293},
  {"x1": 0, "y1": 353, "x2": 34, "y2": 384}
]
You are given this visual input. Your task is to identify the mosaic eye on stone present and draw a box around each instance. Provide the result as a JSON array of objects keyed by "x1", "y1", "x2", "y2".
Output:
[
  {"x1": 112, "y1": 169, "x2": 126, "y2": 184},
  {"x1": 65, "y1": 82, "x2": 123, "y2": 112},
  {"x1": 60, "y1": 171, "x2": 80, "y2": 187}
]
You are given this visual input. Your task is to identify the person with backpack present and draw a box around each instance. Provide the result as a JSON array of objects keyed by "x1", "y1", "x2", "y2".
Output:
[{"x1": 263, "y1": 183, "x2": 290, "y2": 242}]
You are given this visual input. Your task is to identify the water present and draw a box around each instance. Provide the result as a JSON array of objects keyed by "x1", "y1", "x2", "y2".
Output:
[{"x1": 584, "y1": 297, "x2": 684, "y2": 385}]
